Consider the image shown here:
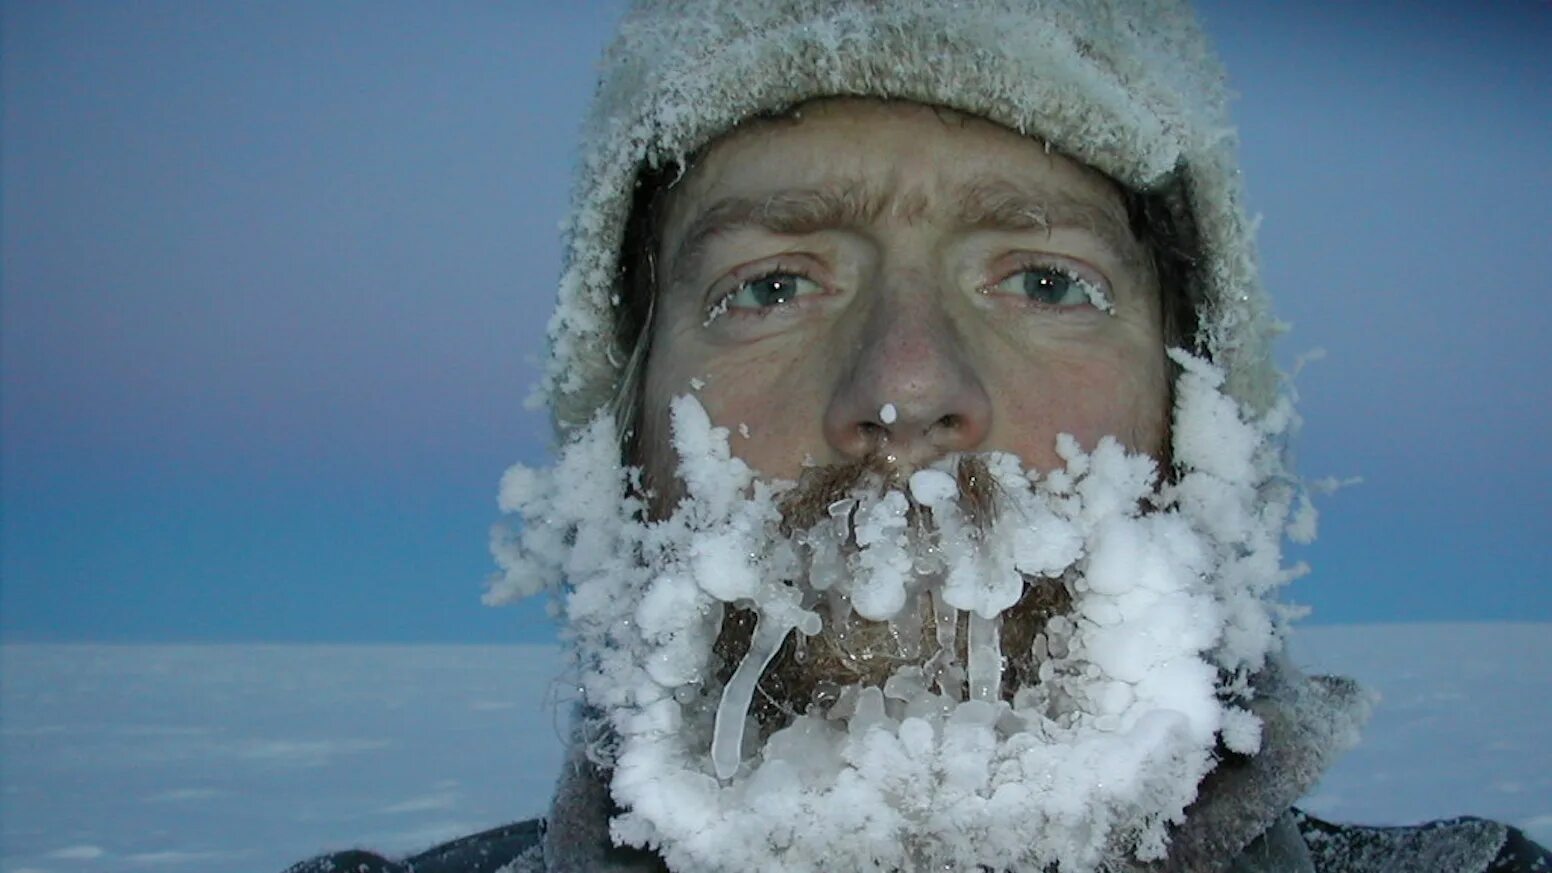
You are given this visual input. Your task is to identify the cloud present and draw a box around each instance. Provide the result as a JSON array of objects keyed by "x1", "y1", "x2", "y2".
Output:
[
  {"x1": 47, "y1": 846, "x2": 105, "y2": 860},
  {"x1": 236, "y1": 738, "x2": 391, "y2": 767},
  {"x1": 144, "y1": 788, "x2": 228, "y2": 802},
  {"x1": 122, "y1": 850, "x2": 247, "y2": 866},
  {"x1": 377, "y1": 791, "x2": 459, "y2": 814}
]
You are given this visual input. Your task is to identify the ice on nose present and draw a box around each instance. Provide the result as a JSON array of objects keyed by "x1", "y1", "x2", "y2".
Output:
[{"x1": 879, "y1": 402, "x2": 898, "y2": 425}]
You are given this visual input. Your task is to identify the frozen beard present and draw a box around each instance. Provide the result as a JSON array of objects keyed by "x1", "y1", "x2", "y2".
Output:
[{"x1": 490, "y1": 352, "x2": 1312, "y2": 873}]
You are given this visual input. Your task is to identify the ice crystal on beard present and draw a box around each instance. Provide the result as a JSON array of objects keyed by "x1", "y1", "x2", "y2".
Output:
[{"x1": 490, "y1": 352, "x2": 1308, "y2": 873}]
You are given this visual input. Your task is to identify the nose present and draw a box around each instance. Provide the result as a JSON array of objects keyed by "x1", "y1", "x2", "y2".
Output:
[{"x1": 823, "y1": 287, "x2": 992, "y2": 466}]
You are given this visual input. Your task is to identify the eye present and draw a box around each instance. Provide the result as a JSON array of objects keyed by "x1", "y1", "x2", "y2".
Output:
[
  {"x1": 721, "y1": 271, "x2": 823, "y2": 311},
  {"x1": 990, "y1": 264, "x2": 1112, "y2": 312}
]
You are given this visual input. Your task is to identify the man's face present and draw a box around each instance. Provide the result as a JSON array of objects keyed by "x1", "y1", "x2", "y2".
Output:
[
  {"x1": 502, "y1": 102, "x2": 1286, "y2": 873},
  {"x1": 642, "y1": 98, "x2": 1169, "y2": 487}
]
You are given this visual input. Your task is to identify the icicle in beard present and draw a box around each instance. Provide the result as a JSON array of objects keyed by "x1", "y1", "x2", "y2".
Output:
[{"x1": 702, "y1": 453, "x2": 1078, "y2": 752}]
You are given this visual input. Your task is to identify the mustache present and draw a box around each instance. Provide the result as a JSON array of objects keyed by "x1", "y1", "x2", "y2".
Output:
[
  {"x1": 710, "y1": 452, "x2": 1074, "y2": 731},
  {"x1": 776, "y1": 452, "x2": 1003, "y2": 537}
]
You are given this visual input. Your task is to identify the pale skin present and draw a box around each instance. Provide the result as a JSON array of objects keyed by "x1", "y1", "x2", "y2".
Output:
[{"x1": 642, "y1": 98, "x2": 1169, "y2": 485}]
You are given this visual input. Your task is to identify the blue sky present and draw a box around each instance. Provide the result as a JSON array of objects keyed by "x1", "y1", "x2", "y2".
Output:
[{"x1": 2, "y1": 1, "x2": 1548, "y2": 643}]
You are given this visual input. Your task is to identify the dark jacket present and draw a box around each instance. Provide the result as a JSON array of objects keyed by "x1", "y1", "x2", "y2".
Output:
[{"x1": 285, "y1": 812, "x2": 1550, "y2": 873}]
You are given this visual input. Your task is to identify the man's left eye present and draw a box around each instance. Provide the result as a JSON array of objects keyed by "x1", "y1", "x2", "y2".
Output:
[{"x1": 991, "y1": 265, "x2": 1110, "y2": 311}]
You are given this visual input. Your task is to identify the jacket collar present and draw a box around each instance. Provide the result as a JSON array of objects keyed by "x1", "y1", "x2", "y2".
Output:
[{"x1": 1138, "y1": 660, "x2": 1372, "y2": 872}]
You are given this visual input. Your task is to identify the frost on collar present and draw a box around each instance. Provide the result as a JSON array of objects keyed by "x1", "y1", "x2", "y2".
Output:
[{"x1": 490, "y1": 353, "x2": 1323, "y2": 873}]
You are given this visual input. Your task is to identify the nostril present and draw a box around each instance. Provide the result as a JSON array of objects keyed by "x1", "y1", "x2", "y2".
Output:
[
  {"x1": 934, "y1": 413, "x2": 962, "y2": 433},
  {"x1": 858, "y1": 421, "x2": 889, "y2": 443}
]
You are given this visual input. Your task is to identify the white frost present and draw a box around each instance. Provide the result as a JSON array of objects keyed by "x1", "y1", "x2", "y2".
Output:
[{"x1": 491, "y1": 352, "x2": 1311, "y2": 873}]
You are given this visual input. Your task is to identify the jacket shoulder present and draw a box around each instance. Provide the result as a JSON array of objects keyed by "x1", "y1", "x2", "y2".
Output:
[
  {"x1": 282, "y1": 819, "x2": 546, "y2": 873},
  {"x1": 282, "y1": 849, "x2": 408, "y2": 873},
  {"x1": 1293, "y1": 809, "x2": 1551, "y2": 873}
]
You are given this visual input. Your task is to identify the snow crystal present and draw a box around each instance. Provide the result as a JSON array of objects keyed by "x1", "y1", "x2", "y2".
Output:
[
  {"x1": 849, "y1": 491, "x2": 912, "y2": 620},
  {"x1": 907, "y1": 468, "x2": 956, "y2": 505},
  {"x1": 1083, "y1": 280, "x2": 1115, "y2": 313},
  {"x1": 879, "y1": 402, "x2": 898, "y2": 424}
]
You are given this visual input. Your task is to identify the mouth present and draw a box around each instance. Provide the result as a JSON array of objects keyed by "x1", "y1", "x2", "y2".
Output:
[{"x1": 711, "y1": 573, "x2": 1076, "y2": 728}]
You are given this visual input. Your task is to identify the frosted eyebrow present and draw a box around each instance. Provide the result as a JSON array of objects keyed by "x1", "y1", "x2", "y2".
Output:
[
  {"x1": 667, "y1": 184, "x2": 881, "y2": 286},
  {"x1": 955, "y1": 178, "x2": 1145, "y2": 271}
]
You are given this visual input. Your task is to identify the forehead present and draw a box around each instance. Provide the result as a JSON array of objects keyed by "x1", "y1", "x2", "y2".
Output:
[{"x1": 661, "y1": 98, "x2": 1129, "y2": 244}]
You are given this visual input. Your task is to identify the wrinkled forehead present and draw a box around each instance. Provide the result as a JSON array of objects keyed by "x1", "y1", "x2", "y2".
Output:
[{"x1": 658, "y1": 98, "x2": 1137, "y2": 257}]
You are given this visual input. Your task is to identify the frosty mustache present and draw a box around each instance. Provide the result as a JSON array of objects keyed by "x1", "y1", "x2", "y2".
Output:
[{"x1": 709, "y1": 453, "x2": 1078, "y2": 755}]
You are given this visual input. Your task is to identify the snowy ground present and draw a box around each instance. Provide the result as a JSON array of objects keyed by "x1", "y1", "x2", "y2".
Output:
[{"x1": 2, "y1": 624, "x2": 1547, "y2": 872}]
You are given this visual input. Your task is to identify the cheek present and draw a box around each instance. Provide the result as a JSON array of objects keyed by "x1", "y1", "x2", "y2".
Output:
[
  {"x1": 986, "y1": 341, "x2": 1169, "y2": 470},
  {"x1": 705, "y1": 386, "x2": 821, "y2": 479},
  {"x1": 643, "y1": 338, "x2": 832, "y2": 482}
]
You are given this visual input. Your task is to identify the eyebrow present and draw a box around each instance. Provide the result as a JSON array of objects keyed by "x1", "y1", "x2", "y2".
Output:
[
  {"x1": 956, "y1": 178, "x2": 1140, "y2": 267},
  {"x1": 668, "y1": 184, "x2": 881, "y2": 285},
  {"x1": 666, "y1": 175, "x2": 1143, "y2": 286}
]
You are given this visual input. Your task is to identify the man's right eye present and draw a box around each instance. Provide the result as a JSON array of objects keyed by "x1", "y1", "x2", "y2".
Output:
[{"x1": 723, "y1": 272, "x2": 821, "y2": 310}]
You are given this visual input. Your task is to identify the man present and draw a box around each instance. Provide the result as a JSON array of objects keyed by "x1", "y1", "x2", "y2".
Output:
[{"x1": 290, "y1": 1, "x2": 1548, "y2": 871}]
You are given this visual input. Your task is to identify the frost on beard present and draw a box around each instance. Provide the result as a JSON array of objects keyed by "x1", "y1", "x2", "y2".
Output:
[{"x1": 488, "y1": 352, "x2": 1310, "y2": 873}]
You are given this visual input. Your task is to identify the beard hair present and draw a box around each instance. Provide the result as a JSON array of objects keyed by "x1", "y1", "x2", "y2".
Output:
[
  {"x1": 706, "y1": 453, "x2": 1079, "y2": 735},
  {"x1": 490, "y1": 359, "x2": 1298, "y2": 873}
]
